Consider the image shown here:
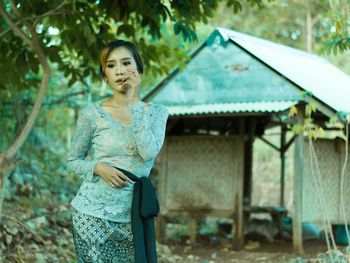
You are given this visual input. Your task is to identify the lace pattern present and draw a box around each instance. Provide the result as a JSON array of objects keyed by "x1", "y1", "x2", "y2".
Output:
[{"x1": 67, "y1": 101, "x2": 169, "y2": 222}]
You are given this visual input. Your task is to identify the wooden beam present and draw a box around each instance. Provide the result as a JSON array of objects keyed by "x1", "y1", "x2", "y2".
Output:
[
  {"x1": 167, "y1": 112, "x2": 268, "y2": 119},
  {"x1": 293, "y1": 106, "x2": 304, "y2": 254},
  {"x1": 258, "y1": 136, "x2": 280, "y2": 151},
  {"x1": 159, "y1": 208, "x2": 234, "y2": 218},
  {"x1": 283, "y1": 135, "x2": 297, "y2": 153},
  {"x1": 166, "y1": 119, "x2": 180, "y2": 135}
]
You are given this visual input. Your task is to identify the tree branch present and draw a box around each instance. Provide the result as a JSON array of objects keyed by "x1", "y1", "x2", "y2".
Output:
[
  {"x1": 0, "y1": 1, "x2": 52, "y2": 160},
  {"x1": 33, "y1": 2, "x2": 67, "y2": 27},
  {"x1": 0, "y1": 5, "x2": 67, "y2": 38},
  {"x1": 0, "y1": 17, "x2": 22, "y2": 38},
  {"x1": 0, "y1": 0, "x2": 32, "y2": 47},
  {"x1": 2, "y1": 89, "x2": 90, "y2": 107}
]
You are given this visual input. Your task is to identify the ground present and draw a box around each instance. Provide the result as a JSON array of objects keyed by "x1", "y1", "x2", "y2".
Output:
[
  {"x1": 1, "y1": 199, "x2": 348, "y2": 263},
  {"x1": 162, "y1": 240, "x2": 335, "y2": 262}
]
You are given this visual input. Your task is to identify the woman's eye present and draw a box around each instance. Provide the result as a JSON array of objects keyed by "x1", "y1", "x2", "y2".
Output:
[
  {"x1": 107, "y1": 64, "x2": 114, "y2": 68},
  {"x1": 123, "y1": 61, "x2": 131, "y2": 66}
]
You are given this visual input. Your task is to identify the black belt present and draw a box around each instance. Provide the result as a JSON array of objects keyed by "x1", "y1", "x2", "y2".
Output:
[{"x1": 113, "y1": 167, "x2": 159, "y2": 263}]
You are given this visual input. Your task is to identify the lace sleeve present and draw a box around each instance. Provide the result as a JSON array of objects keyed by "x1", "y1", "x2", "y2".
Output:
[
  {"x1": 128, "y1": 101, "x2": 169, "y2": 162},
  {"x1": 67, "y1": 104, "x2": 99, "y2": 182}
]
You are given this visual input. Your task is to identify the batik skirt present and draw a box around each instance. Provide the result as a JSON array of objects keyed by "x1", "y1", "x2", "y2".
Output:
[{"x1": 71, "y1": 208, "x2": 135, "y2": 263}]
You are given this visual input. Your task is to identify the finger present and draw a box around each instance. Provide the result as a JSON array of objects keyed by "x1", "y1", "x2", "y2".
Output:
[
  {"x1": 118, "y1": 173, "x2": 133, "y2": 184},
  {"x1": 127, "y1": 69, "x2": 139, "y2": 79},
  {"x1": 109, "y1": 181, "x2": 118, "y2": 188},
  {"x1": 128, "y1": 68, "x2": 137, "y2": 75},
  {"x1": 111, "y1": 175, "x2": 125, "y2": 188},
  {"x1": 114, "y1": 175, "x2": 128, "y2": 187}
]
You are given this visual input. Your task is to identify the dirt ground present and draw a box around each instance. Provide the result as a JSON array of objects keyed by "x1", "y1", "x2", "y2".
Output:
[
  {"x1": 159, "y1": 230, "x2": 349, "y2": 263},
  {"x1": 1, "y1": 200, "x2": 348, "y2": 263},
  {"x1": 163, "y1": 240, "x2": 337, "y2": 262}
]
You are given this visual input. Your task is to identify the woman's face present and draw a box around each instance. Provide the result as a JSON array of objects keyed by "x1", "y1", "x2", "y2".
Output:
[{"x1": 103, "y1": 46, "x2": 140, "y2": 93}]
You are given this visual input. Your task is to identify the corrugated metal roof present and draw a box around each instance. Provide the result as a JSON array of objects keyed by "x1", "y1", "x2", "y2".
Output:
[
  {"x1": 146, "y1": 27, "x2": 350, "y2": 117},
  {"x1": 167, "y1": 101, "x2": 297, "y2": 116},
  {"x1": 217, "y1": 27, "x2": 350, "y2": 114}
]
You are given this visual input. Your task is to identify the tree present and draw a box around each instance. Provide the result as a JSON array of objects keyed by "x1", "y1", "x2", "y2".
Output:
[
  {"x1": 202, "y1": 0, "x2": 350, "y2": 73},
  {"x1": 0, "y1": 0, "x2": 269, "y2": 221}
]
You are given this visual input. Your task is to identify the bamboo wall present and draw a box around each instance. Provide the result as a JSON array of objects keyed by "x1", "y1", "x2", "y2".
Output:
[
  {"x1": 302, "y1": 138, "x2": 350, "y2": 223},
  {"x1": 157, "y1": 135, "x2": 243, "y2": 218}
]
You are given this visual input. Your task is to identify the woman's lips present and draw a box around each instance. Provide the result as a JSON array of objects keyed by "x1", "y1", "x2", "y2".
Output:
[{"x1": 116, "y1": 78, "x2": 126, "y2": 83}]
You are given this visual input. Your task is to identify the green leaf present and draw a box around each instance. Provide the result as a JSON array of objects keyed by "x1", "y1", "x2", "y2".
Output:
[
  {"x1": 174, "y1": 23, "x2": 180, "y2": 35},
  {"x1": 117, "y1": 24, "x2": 135, "y2": 37}
]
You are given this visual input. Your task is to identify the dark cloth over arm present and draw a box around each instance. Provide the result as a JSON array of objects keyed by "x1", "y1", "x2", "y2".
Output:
[{"x1": 113, "y1": 167, "x2": 159, "y2": 263}]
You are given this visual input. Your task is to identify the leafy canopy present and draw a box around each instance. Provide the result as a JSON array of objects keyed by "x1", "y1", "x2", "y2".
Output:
[{"x1": 0, "y1": 0, "x2": 269, "y2": 93}]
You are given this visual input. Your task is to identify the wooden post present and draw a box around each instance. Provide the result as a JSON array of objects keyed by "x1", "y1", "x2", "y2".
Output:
[
  {"x1": 280, "y1": 127, "x2": 286, "y2": 207},
  {"x1": 155, "y1": 139, "x2": 168, "y2": 242},
  {"x1": 243, "y1": 138, "x2": 253, "y2": 206},
  {"x1": 190, "y1": 217, "x2": 197, "y2": 245},
  {"x1": 293, "y1": 106, "x2": 304, "y2": 254},
  {"x1": 244, "y1": 118, "x2": 255, "y2": 206},
  {"x1": 233, "y1": 117, "x2": 245, "y2": 250},
  {"x1": 155, "y1": 216, "x2": 166, "y2": 242}
]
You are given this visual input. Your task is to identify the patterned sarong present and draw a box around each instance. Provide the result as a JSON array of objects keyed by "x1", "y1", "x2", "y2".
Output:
[{"x1": 72, "y1": 208, "x2": 135, "y2": 263}]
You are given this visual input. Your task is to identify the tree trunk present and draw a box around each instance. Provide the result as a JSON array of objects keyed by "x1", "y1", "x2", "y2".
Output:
[
  {"x1": 306, "y1": 0, "x2": 313, "y2": 53},
  {"x1": 0, "y1": 1, "x2": 51, "y2": 223}
]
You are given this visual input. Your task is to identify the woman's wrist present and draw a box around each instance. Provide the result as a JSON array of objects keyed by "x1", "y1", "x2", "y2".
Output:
[{"x1": 94, "y1": 162, "x2": 103, "y2": 176}]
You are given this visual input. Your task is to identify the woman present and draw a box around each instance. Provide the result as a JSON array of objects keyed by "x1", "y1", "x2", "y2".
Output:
[{"x1": 67, "y1": 40, "x2": 169, "y2": 263}]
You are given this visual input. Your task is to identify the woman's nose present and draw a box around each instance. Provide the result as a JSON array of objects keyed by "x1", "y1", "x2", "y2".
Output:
[{"x1": 116, "y1": 65, "x2": 127, "y2": 75}]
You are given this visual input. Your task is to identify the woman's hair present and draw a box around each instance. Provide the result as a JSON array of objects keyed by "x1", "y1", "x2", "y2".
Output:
[{"x1": 99, "y1": 40, "x2": 144, "y2": 77}]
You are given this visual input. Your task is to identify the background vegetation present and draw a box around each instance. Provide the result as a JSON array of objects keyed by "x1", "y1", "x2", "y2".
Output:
[{"x1": 1, "y1": 0, "x2": 349, "y2": 261}]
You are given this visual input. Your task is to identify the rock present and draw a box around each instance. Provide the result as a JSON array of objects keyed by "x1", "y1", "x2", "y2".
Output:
[
  {"x1": 54, "y1": 211, "x2": 72, "y2": 227},
  {"x1": 29, "y1": 243, "x2": 40, "y2": 252},
  {"x1": 183, "y1": 245, "x2": 192, "y2": 253},
  {"x1": 5, "y1": 234, "x2": 13, "y2": 245},
  {"x1": 26, "y1": 220, "x2": 36, "y2": 231},
  {"x1": 173, "y1": 255, "x2": 182, "y2": 260},
  {"x1": 0, "y1": 242, "x2": 6, "y2": 249},
  {"x1": 62, "y1": 228, "x2": 71, "y2": 236},
  {"x1": 62, "y1": 248, "x2": 76, "y2": 259},
  {"x1": 34, "y1": 252, "x2": 46, "y2": 263},
  {"x1": 156, "y1": 242, "x2": 172, "y2": 257},
  {"x1": 57, "y1": 204, "x2": 68, "y2": 212},
  {"x1": 244, "y1": 240, "x2": 261, "y2": 250},
  {"x1": 244, "y1": 218, "x2": 279, "y2": 242},
  {"x1": 32, "y1": 216, "x2": 49, "y2": 229},
  {"x1": 4, "y1": 220, "x2": 18, "y2": 235},
  {"x1": 57, "y1": 237, "x2": 69, "y2": 247}
]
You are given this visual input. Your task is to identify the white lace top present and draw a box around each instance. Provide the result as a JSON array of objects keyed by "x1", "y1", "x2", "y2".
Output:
[{"x1": 67, "y1": 101, "x2": 169, "y2": 222}]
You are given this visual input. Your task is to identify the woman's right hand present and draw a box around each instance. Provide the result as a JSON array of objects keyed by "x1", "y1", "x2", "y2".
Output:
[{"x1": 94, "y1": 163, "x2": 133, "y2": 188}]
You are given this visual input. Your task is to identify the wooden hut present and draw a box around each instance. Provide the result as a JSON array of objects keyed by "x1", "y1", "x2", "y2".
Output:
[{"x1": 143, "y1": 27, "x2": 350, "y2": 252}]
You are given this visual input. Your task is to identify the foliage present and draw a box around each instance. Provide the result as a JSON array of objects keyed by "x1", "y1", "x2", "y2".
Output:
[
  {"x1": 203, "y1": 0, "x2": 350, "y2": 74},
  {"x1": 1, "y1": 0, "x2": 276, "y2": 214},
  {"x1": 320, "y1": 1, "x2": 350, "y2": 55},
  {"x1": 0, "y1": 0, "x2": 268, "y2": 93},
  {"x1": 289, "y1": 91, "x2": 348, "y2": 140}
]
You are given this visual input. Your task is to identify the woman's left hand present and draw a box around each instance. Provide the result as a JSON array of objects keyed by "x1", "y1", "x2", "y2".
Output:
[{"x1": 124, "y1": 69, "x2": 141, "y2": 104}]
